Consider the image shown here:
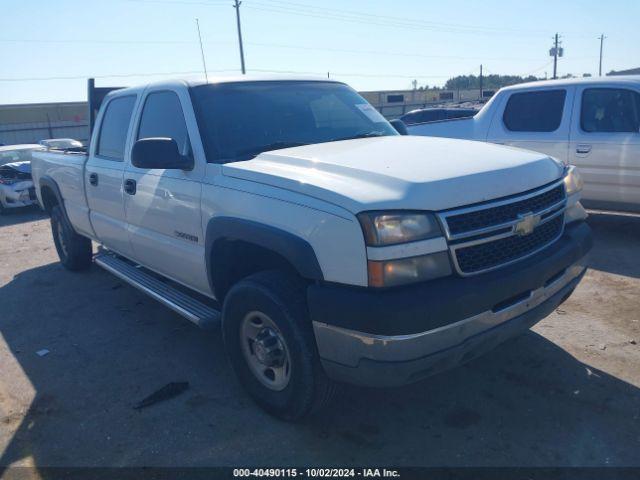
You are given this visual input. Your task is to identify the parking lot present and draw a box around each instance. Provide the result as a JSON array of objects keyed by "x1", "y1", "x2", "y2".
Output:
[{"x1": 0, "y1": 208, "x2": 639, "y2": 468}]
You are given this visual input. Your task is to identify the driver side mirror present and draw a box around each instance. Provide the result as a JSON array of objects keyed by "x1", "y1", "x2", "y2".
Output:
[
  {"x1": 132, "y1": 138, "x2": 194, "y2": 170},
  {"x1": 390, "y1": 119, "x2": 408, "y2": 135}
]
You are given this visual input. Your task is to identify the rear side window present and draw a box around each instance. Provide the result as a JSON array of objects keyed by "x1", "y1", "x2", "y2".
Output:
[
  {"x1": 137, "y1": 91, "x2": 192, "y2": 157},
  {"x1": 97, "y1": 96, "x2": 136, "y2": 160},
  {"x1": 503, "y1": 90, "x2": 566, "y2": 132},
  {"x1": 581, "y1": 88, "x2": 640, "y2": 133}
]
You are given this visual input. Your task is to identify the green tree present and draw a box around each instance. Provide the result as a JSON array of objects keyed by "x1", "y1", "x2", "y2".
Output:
[{"x1": 444, "y1": 74, "x2": 540, "y2": 90}]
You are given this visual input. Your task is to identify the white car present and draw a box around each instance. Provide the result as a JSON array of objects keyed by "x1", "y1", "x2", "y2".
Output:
[
  {"x1": 31, "y1": 77, "x2": 592, "y2": 420},
  {"x1": 408, "y1": 76, "x2": 640, "y2": 213},
  {"x1": 39, "y1": 138, "x2": 84, "y2": 150},
  {"x1": 0, "y1": 144, "x2": 43, "y2": 213}
]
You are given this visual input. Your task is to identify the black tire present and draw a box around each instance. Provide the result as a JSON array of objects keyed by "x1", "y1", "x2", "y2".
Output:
[
  {"x1": 222, "y1": 270, "x2": 336, "y2": 421},
  {"x1": 50, "y1": 204, "x2": 92, "y2": 271}
]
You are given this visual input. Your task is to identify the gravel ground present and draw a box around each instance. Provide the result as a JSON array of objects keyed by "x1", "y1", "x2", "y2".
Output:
[{"x1": 0, "y1": 207, "x2": 638, "y2": 471}]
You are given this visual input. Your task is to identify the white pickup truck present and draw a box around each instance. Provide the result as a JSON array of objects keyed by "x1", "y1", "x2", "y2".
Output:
[
  {"x1": 32, "y1": 77, "x2": 592, "y2": 420},
  {"x1": 408, "y1": 76, "x2": 640, "y2": 213}
]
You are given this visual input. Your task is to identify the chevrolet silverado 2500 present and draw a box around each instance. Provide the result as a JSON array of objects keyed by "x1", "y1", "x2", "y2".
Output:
[
  {"x1": 32, "y1": 77, "x2": 592, "y2": 420},
  {"x1": 408, "y1": 76, "x2": 640, "y2": 213}
]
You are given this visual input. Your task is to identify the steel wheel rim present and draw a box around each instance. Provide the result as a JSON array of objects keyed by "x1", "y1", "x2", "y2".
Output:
[{"x1": 240, "y1": 311, "x2": 291, "y2": 391}]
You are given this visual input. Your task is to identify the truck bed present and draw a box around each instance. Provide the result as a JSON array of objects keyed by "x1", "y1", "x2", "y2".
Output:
[
  {"x1": 31, "y1": 149, "x2": 95, "y2": 239},
  {"x1": 406, "y1": 116, "x2": 478, "y2": 139}
]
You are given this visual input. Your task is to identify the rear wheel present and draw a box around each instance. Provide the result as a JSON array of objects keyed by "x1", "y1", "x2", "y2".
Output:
[
  {"x1": 222, "y1": 270, "x2": 336, "y2": 421},
  {"x1": 51, "y1": 204, "x2": 92, "y2": 271}
]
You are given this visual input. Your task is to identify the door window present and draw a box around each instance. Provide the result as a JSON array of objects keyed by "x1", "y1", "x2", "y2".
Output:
[
  {"x1": 503, "y1": 90, "x2": 566, "y2": 132},
  {"x1": 581, "y1": 88, "x2": 640, "y2": 133},
  {"x1": 96, "y1": 96, "x2": 137, "y2": 160},
  {"x1": 137, "y1": 91, "x2": 192, "y2": 157}
]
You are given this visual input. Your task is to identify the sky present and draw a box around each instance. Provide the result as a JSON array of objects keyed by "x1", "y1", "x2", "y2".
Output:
[{"x1": 0, "y1": 0, "x2": 639, "y2": 105}]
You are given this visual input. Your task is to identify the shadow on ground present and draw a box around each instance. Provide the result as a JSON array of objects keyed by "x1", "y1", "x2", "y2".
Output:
[
  {"x1": 0, "y1": 262, "x2": 638, "y2": 472},
  {"x1": 586, "y1": 211, "x2": 640, "y2": 279},
  {"x1": 0, "y1": 207, "x2": 47, "y2": 228}
]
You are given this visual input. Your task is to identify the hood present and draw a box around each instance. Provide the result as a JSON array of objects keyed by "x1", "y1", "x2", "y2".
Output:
[
  {"x1": 0, "y1": 161, "x2": 31, "y2": 174},
  {"x1": 222, "y1": 136, "x2": 564, "y2": 213}
]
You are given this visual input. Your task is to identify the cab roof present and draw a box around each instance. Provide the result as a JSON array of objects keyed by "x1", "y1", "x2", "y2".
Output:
[
  {"x1": 500, "y1": 75, "x2": 640, "y2": 92},
  {"x1": 107, "y1": 75, "x2": 343, "y2": 97}
]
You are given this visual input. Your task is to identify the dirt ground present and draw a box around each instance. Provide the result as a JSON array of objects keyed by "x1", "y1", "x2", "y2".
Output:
[{"x1": 0, "y1": 207, "x2": 638, "y2": 471}]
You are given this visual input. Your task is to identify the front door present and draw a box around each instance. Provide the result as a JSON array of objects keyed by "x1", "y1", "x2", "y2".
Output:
[
  {"x1": 123, "y1": 89, "x2": 210, "y2": 295},
  {"x1": 569, "y1": 85, "x2": 640, "y2": 211},
  {"x1": 86, "y1": 95, "x2": 137, "y2": 257}
]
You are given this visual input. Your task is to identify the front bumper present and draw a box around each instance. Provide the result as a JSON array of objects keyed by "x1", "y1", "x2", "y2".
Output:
[
  {"x1": 1, "y1": 183, "x2": 37, "y2": 209},
  {"x1": 309, "y1": 221, "x2": 592, "y2": 387}
]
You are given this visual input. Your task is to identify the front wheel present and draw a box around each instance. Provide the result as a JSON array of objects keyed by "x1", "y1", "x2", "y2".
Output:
[
  {"x1": 222, "y1": 270, "x2": 336, "y2": 421},
  {"x1": 50, "y1": 204, "x2": 92, "y2": 271}
]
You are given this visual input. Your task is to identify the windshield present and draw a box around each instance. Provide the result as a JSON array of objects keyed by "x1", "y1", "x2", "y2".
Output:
[{"x1": 190, "y1": 81, "x2": 398, "y2": 163}]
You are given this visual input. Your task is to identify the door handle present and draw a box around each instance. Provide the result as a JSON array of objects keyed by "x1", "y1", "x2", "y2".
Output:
[
  {"x1": 576, "y1": 144, "x2": 592, "y2": 155},
  {"x1": 124, "y1": 179, "x2": 137, "y2": 195},
  {"x1": 89, "y1": 172, "x2": 98, "y2": 186}
]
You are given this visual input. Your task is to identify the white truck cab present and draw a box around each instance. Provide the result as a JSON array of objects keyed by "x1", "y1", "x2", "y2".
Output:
[
  {"x1": 408, "y1": 76, "x2": 640, "y2": 213},
  {"x1": 32, "y1": 77, "x2": 592, "y2": 420}
]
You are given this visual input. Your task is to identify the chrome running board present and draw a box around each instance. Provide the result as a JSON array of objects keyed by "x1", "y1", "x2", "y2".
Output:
[{"x1": 94, "y1": 252, "x2": 220, "y2": 329}]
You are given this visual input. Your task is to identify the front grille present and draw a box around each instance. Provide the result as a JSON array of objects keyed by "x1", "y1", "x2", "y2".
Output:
[
  {"x1": 438, "y1": 180, "x2": 567, "y2": 276},
  {"x1": 446, "y1": 184, "x2": 565, "y2": 235},
  {"x1": 454, "y1": 216, "x2": 564, "y2": 274}
]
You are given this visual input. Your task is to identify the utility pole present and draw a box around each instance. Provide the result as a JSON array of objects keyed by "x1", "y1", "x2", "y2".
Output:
[
  {"x1": 598, "y1": 34, "x2": 606, "y2": 76},
  {"x1": 479, "y1": 64, "x2": 483, "y2": 100},
  {"x1": 233, "y1": 0, "x2": 246, "y2": 74},
  {"x1": 552, "y1": 33, "x2": 559, "y2": 79},
  {"x1": 550, "y1": 33, "x2": 563, "y2": 79},
  {"x1": 195, "y1": 18, "x2": 208, "y2": 83}
]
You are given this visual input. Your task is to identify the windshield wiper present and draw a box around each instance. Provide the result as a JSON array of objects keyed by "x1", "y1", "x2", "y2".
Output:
[
  {"x1": 332, "y1": 131, "x2": 388, "y2": 142},
  {"x1": 236, "y1": 141, "x2": 308, "y2": 159}
]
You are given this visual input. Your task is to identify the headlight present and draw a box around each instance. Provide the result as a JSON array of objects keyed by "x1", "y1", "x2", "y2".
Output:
[
  {"x1": 564, "y1": 166, "x2": 583, "y2": 196},
  {"x1": 357, "y1": 211, "x2": 442, "y2": 246},
  {"x1": 367, "y1": 252, "x2": 452, "y2": 287},
  {"x1": 358, "y1": 211, "x2": 450, "y2": 287}
]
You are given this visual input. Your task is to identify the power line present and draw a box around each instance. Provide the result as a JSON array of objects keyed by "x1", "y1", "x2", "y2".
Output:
[
  {"x1": 247, "y1": 0, "x2": 601, "y2": 38},
  {"x1": 121, "y1": 0, "x2": 602, "y2": 39},
  {"x1": 0, "y1": 70, "x2": 216, "y2": 82},
  {"x1": 244, "y1": 4, "x2": 536, "y2": 37},
  {"x1": 522, "y1": 60, "x2": 554, "y2": 77},
  {"x1": 0, "y1": 37, "x2": 558, "y2": 62},
  {"x1": 254, "y1": 0, "x2": 550, "y2": 36},
  {"x1": 0, "y1": 68, "x2": 455, "y2": 82},
  {"x1": 0, "y1": 36, "x2": 612, "y2": 63}
]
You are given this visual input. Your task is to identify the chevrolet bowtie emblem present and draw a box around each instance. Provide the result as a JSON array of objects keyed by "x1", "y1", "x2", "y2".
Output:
[{"x1": 514, "y1": 212, "x2": 541, "y2": 236}]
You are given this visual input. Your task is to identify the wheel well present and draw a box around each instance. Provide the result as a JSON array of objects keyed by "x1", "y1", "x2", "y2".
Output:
[
  {"x1": 211, "y1": 239, "x2": 301, "y2": 300},
  {"x1": 40, "y1": 185, "x2": 59, "y2": 213}
]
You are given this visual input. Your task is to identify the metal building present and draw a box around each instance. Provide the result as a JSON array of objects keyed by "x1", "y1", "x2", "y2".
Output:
[{"x1": 0, "y1": 102, "x2": 88, "y2": 145}]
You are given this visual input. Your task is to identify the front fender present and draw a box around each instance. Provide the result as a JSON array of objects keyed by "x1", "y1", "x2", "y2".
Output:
[{"x1": 205, "y1": 216, "x2": 324, "y2": 295}]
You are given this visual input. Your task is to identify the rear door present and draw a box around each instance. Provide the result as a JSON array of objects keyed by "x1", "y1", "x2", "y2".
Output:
[
  {"x1": 86, "y1": 95, "x2": 137, "y2": 257},
  {"x1": 487, "y1": 87, "x2": 574, "y2": 163},
  {"x1": 123, "y1": 88, "x2": 210, "y2": 295},
  {"x1": 569, "y1": 85, "x2": 640, "y2": 211}
]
